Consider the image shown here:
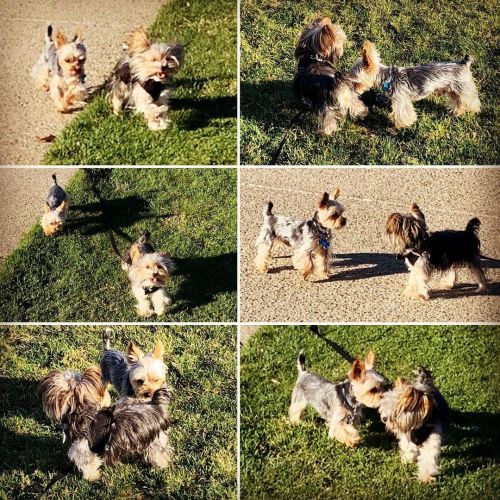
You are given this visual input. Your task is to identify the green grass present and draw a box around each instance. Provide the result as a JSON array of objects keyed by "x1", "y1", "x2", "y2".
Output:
[
  {"x1": 44, "y1": 0, "x2": 237, "y2": 165},
  {"x1": 240, "y1": 0, "x2": 499, "y2": 165},
  {"x1": 0, "y1": 168, "x2": 237, "y2": 321},
  {"x1": 241, "y1": 325, "x2": 500, "y2": 499},
  {"x1": 0, "y1": 325, "x2": 236, "y2": 499}
]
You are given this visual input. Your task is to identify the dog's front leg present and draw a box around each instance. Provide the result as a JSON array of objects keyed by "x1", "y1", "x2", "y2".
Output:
[
  {"x1": 417, "y1": 431, "x2": 441, "y2": 482},
  {"x1": 132, "y1": 85, "x2": 169, "y2": 130},
  {"x1": 150, "y1": 288, "x2": 172, "y2": 316},
  {"x1": 132, "y1": 286, "x2": 153, "y2": 317},
  {"x1": 398, "y1": 433, "x2": 419, "y2": 463},
  {"x1": 68, "y1": 439, "x2": 103, "y2": 481}
]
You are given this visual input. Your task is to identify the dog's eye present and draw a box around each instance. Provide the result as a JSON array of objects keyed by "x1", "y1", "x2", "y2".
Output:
[
  {"x1": 369, "y1": 387, "x2": 379, "y2": 394},
  {"x1": 64, "y1": 57, "x2": 72, "y2": 63}
]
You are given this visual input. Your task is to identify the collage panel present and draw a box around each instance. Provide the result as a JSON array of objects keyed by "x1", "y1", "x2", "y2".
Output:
[
  {"x1": 0, "y1": 0, "x2": 236, "y2": 165},
  {"x1": 240, "y1": 167, "x2": 500, "y2": 322},
  {"x1": 240, "y1": 324, "x2": 500, "y2": 498},
  {"x1": 240, "y1": 0, "x2": 497, "y2": 165},
  {"x1": 0, "y1": 325, "x2": 237, "y2": 498},
  {"x1": 0, "y1": 168, "x2": 237, "y2": 322}
]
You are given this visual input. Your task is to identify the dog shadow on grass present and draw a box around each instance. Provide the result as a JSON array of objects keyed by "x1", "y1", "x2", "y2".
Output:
[
  {"x1": 68, "y1": 194, "x2": 174, "y2": 240},
  {"x1": 171, "y1": 95, "x2": 237, "y2": 130},
  {"x1": 0, "y1": 377, "x2": 66, "y2": 479},
  {"x1": 168, "y1": 252, "x2": 237, "y2": 316}
]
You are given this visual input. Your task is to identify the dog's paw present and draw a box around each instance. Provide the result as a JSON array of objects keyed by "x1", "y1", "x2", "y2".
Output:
[
  {"x1": 137, "y1": 306, "x2": 154, "y2": 317},
  {"x1": 418, "y1": 473, "x2": 437, "y2": 483}
]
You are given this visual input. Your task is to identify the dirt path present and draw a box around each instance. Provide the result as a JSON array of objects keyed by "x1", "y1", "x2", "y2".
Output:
[
  {"x1": 0, "y1": 168, "x2": 77, "y2": 258},
  {"x1": 240, "y1": 168, "x2": 500, "y2": 323},
  {"x1": 0, "y1": 0, "x2": 163, "y2": 164}
]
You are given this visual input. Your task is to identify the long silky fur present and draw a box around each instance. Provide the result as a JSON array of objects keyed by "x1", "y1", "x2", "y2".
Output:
[{"x1": 385, "y1": 203, "x2": 429, "y2": 254}]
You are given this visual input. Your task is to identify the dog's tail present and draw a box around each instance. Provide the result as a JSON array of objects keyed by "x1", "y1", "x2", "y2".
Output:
[
  {"x1": 297, "y1": 350, "x2": 307, "y2": 373},
  {"x1": 465, "y1": 217, "x2": 481, "y2": 236},
  {"x1": 46, "y1": 25, "x2": 53, "y2": 42},
  {"x1": 151, "y1": 386, "x2": 173, "y2": 406},
  {"x1": 263, "y1": 201, "x2": 274, "y2": 218},
  {"x1": 103, "y1": 328, "x2": 112, "y2": 351},
  {"x1": 460, "y1": 55, "x2": 473, "y2": 67},
  {"x1": 52, "y1": 173, "x2": 58, "y2": 185}
]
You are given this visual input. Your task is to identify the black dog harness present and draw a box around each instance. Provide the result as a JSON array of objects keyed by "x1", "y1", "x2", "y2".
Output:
[
  {"x1": 335, "y1": 381, "x2": 359, "y2": 424},
  {"x1": 143, "y1": 286, "x2": 161, "y2": 295},
  {"x1": 309, "y1": 214, "x2": 332, "y2": 249}
]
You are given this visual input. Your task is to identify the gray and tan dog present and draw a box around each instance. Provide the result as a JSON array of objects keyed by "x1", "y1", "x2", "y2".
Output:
[
  {"x1": 255, "y1": 190, "x2": 346, "y2": 280},
  {"x1": 41, "y1": 174, "x2": 69, "y2": 236},
  {"x1": 100, "y1": 328, "x2": 167, "y2": 400},
  {"x1": 32, "y1": 25, "x2": 88, "y2": 112},
  {"x1": 289, "y1": 351, "x2": 387, "y2": 447},
  {"x1": 357, "y1": 43, "x2": 481, "y2": 128}
]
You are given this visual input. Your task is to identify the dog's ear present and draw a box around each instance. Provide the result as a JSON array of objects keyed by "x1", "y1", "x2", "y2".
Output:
[
  {"x1": 45, "y1": 202, "x2": 52, "y2": 213},
  {"x1": 166, "y1": 44, "x2": 184, "y2": 68},
  {"x1": 56, "y1": 200, "x2": 67, "y2": 213},
  {"x1": 398, "y1": 387, "x2": 430, "y2": 416},
  {"x1": 54, "y1": 31, "x2": 68, "y2": 49},
  {"x1": 153, "y1": 340, "x2": 164, "y2": 360},
  {"x1": 127, "y1": 342, "x2": 144, "y2": 363},
  {"x1": 318, "y1": 192, "x2": 330, "y2": 208},
  {"x1": 129, "y1": 28, "x2": 150, "y2": 54},
  {"x1": 350, "y1": 358, "x2": 365, "y2": 380},
  {"x1": 332, "y1": 187, "x2": 341, "y2": 200},
  {"x1": 365, "y1": 351, "x2": 375, "y2": 370},
  {"x1": 158, "y1": 253, "x2": 174, "y2": 274},
  {"x1": 72, "y1": 28, "x2": 84, "y2": 43}
]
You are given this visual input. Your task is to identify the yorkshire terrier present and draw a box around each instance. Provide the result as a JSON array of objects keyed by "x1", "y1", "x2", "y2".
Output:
[
  {"x1": 289, "y1": 351, "x2": 387, "y2": 447},
  {"x1": 386, "y1": 203, "x2": 488, "y2": 300},
  {"x1": 122, "y1": 230, "x2": 174, "y2": 317},
  {"x1": 379, "y1": 368, "x2": 449, "y2": 483},
  {"x1": 32, "y1": 25, "x2": 88, "y2": 112},
  {"x1": 107, "y1": 28, "x2": 184, "y2": 130},
  {"x1": 100, "y1": 329, "x2": 167, "y2": 400},
  {"x1": 366, "y1": 44, "x2": 480, "y2": 128},
  {"x1": 293, "y1": 17, "x2": 379, "y2": 135},
  {"x1": 39, "y1": 367, "x2": 172, "y2": 481},
  {"x1": 41, "y1": 174, "x2": 69, "y2": 236},
  {"x1": 255, "y1": 190, "x2": 346, "y2": 280}
]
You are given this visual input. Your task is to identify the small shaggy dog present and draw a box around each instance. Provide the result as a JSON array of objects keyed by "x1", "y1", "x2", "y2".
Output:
[
  {"x1": 107, "y1": 28, "x2": 183, "y2": 130},
  {"x1": 39, "y1": 366, "x2": 172, "y2": 481},
  {"x1": 32, "y1": 25, "x2": 88, "y2": 112}
]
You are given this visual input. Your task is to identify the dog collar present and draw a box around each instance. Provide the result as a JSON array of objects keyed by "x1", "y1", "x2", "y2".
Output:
[
  {"x1": 381, "y1": 80, "x2": 392, "y2": 92},
  {"x1": 79, "y1": 74, "x2": 87, "y2": 84},
  {"x1": 310, "y1": 215, "x2": 332, "y2": 249},
  {"x1": 143, "y1": 286, "x2": 160, "y2": 295},
  {"x1": 337, "y1": 381, "x2": 359, "y2": 424}
]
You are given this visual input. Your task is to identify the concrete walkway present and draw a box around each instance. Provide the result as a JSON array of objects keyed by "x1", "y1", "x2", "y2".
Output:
[
  {"x1": 0, "y1": 168, "x2": 77, "y2": 258},
  {"x1": 0, "y1": 0, "x2": 163, "y2": 164},
  {"x1": 240, "y1": 168, "x2": 500, "y2": 323}
]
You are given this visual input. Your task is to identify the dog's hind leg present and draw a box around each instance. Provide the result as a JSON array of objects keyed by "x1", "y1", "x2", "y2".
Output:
[
  {"x1": 440, "y1": 268, "x2": 457, "y2": 290},
  {"x1": 448, "y1": 78, "x2": 480, "y2": 115},
  {"x1": 255, "y1": 241, "x2": 273, "y2": 273},
  {"x1": 390, "y1": 96, "x2": 417, "y2": 128},
  {"x1": 288, "y1": 386, "x2": 308, "y2": 424},
  {"x1": 469, "y1": 258, "x2": 488, "y2": 292},
  {"x1": 405, "y1": 257, "x2": 431, "y2": 300}
]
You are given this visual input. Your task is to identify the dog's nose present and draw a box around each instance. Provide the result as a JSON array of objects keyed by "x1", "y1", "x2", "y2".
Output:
[{"x1": 144, "y1": 391, "x2": 151, "y2": 398}]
